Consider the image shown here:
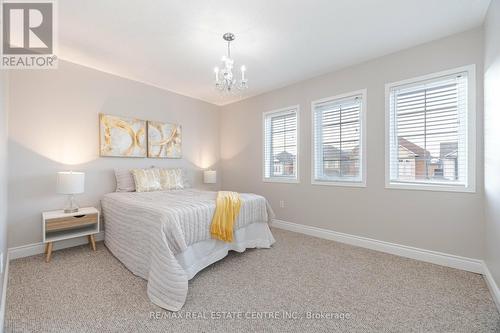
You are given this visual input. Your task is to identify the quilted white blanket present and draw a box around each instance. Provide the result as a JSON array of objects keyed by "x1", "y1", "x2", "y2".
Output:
[{"x1": 101, "y1": 189, "x2": 275, "y2": 310}]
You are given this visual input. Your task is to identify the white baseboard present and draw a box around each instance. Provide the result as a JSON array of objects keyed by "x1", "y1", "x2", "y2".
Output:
[
  {"x1": 0, "y1": 252, "x2": 9, "y2": 333},
  {"x1": 271, "y1": 219, "x2": 484, "y2": 274},
  {"x1": 483, "y1": 263, "x2": 500, "y2": 313},
  {"x1": 8, "y1": 232, "x2": 105, "y2": 260}
]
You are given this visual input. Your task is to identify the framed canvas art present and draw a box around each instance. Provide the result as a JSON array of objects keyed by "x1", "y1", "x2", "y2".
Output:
[
  {"x1": 147, "y1": 121, "x2": 182, "y2": 158},
  {"x1": 99, "y1": 114, "x2": 147, "y2": 157}
]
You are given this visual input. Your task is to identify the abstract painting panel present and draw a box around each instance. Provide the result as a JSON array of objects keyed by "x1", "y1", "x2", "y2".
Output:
[
  {"x1": 99, "y1": 114, "x2": 147, "y2": 157},
  {"x1": 147, "y1": 121, "x2": 182, "y2": 158}
]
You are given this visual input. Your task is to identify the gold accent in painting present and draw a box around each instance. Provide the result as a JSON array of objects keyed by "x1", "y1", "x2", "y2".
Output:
[
  {"x1": 147, "y1": 121, "x2": 182, "y2": 158},
  {"x1": 99, "y1": 114, "x2": 147, "y2": 157}
]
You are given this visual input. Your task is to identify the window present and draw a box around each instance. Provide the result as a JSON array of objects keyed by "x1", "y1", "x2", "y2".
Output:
[
  {"x1": 312, "y1": 90, "x2": 366, "y2": 186},
  {"x1": 263, "y1": 106, "x2": 299, "y2": 183},
  {"x1": 386, "y1": 66, "x2": 476, "y2": 192}
]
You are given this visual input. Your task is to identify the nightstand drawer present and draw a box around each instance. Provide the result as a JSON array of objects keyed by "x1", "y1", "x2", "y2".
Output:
[{"x1": 45, "y1": 213, "x2": 98, "y2": 232}]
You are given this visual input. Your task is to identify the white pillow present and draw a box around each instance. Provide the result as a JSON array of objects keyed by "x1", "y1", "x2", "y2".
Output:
[
  {"x1": 114, "y1": 169, "x2": 135, "y2": 192},
  {"x1": 181, "y1": 169, "x2": 191, "y2": 188},
  {"x1": 131, "y1": 168, "x2": 162, "y2": 192}
]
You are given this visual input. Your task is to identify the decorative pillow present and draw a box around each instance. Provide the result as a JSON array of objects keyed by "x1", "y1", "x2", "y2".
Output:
[
  {"x1": 131, "y1": 168, "x2": 162, "y2": 192},
  {"x1": 181, "y1": 169, "x2": 191, "y2": 188},
  {"x1": 114, "y1": 169, "x2": 136, "y2": 192},
  {"x1": 157, "y1": 168, "x2": 184, "y2": 190}
]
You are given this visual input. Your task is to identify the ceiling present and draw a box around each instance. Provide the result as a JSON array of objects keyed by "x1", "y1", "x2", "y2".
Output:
[{"x1": 58, "y1": 0, "x2": 491, "y2": 105}]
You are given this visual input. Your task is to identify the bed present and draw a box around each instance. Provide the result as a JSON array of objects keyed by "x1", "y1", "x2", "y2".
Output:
[{"x1": 101, "y1": 189, "x2": 275, "y2": 311}]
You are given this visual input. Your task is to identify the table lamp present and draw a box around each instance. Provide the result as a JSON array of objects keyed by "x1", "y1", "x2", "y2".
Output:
[{"x1": 57, "y1": 171, "x2": 85, "y2": 213}]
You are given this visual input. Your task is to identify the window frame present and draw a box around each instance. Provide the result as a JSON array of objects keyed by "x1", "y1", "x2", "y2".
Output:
[
  {"x1": 262, "y1": 105, "x2": 300, "y2": 184},
  {"x1": 384, "y1": 65, "x2": 476, "y2": 193},
  {"x1": 311, "y1": 89, "x2": 367, "y2": 187}
]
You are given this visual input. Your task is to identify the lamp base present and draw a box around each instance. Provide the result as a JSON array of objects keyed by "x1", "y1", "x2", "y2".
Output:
[{"x1": 63, "y1": 194, "x2": 79, "y2": 214}]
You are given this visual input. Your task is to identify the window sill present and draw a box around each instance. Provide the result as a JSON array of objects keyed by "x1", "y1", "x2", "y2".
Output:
[
  {"x1": 263, "y1": 177, "x2": 299, "y2": 184},
  {"x1": 385, "y1": 182, "x2": 475, "y2": 193},
  {"x1": 311, "y1": 180, "x2": 366, "y2": 188}
]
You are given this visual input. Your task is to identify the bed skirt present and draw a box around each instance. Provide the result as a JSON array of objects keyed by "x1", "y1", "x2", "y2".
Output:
[
  {"x1": 104, "y1": 222, "x2": 275, "y2": 310},
  {"x1": 175, "y1": 222, "x2": 275, "y2": 280}
]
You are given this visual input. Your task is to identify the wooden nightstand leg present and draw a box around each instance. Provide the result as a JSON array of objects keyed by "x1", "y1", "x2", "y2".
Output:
[
  {"x1": 45, "y1": 242, "x2": 53, "y2": 262},
  {"x1": 88, "y1": 234, "x2": 96, "y2": 251}
]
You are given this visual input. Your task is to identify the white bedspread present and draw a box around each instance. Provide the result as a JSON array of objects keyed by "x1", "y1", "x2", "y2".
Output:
[{"x1": 101, "y1": 189, "x2": 275, "y2": 311}]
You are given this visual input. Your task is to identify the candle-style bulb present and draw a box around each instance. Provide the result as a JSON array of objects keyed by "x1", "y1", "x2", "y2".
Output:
[
  {"x1": 214, "y1": 67, "x2": 219, "y2": 81},
  {"x1": 241, "y1": 65, "x2": 246, "y2": 80}
]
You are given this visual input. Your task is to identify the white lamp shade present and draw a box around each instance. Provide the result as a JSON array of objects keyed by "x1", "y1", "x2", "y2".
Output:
[
  {"x1": 203, "y1": 170, "x2": 217, "y2": 184},
  {"x1": 57, "y1": 171, "x2": 85, "y2": 194}
]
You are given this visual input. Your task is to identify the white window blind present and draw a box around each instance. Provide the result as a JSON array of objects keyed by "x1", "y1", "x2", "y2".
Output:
[
  {"x1": 388, "y1": 71, "x2": 470, "y2": 188},
  {"x1": 263, "y1": 106, "x2": 298, "y2": 182},
  {"x1": 313, "y1": 92, "x2": 365, "y2": 184}
]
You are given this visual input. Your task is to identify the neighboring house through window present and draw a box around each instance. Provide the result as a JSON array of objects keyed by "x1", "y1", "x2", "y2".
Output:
[
  {"x1": 312, "y1": 90, "x2": 367, "y2": 186},
  {"x1": 263, "y1": 106, "x2": 299, "y2": 183},
  {"x1": 386, "y1": 66, "x2": 476, "y2": 192}
]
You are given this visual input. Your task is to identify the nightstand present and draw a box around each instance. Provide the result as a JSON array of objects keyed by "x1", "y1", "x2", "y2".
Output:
[{"x1": 42, "y1": 207, "x2": 100, "y2": 262}]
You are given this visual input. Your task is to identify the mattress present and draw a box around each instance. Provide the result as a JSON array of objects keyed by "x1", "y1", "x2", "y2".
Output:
[{"x1": 101, "y1": 189, "x2": 275, "y2": 310}]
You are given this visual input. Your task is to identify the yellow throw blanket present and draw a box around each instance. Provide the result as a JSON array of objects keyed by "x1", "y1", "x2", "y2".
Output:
[{"x1": 210, "y1": 191, "x2": 241, "y2": 242}]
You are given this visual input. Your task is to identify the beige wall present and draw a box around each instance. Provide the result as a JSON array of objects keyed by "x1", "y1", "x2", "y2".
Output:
[
  {"x1": 0, "y1": 71, "x2": 8, "y2": 316},
  {"x1": 484, "y1": 0, "x2": 500, "y2": 287},
  {"x1": 8, "y1": 60, "x2": 221, "y2": 248},
  {"x1": 5, "y1": 27, "x2": 490, "y2": 262},
  {"x1": 220, "y1": 28, "x2": 484, "y2": 259}
]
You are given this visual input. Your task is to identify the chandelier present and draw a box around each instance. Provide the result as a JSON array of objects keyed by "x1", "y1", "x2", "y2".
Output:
[{"x1": 213, "y1": 32, "x2": 248, "y2": 94}]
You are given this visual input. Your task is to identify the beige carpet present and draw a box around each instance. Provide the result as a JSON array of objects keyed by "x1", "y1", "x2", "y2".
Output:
[{"x1": 5, "y1": 229, "x2": 500, "y2": 332}]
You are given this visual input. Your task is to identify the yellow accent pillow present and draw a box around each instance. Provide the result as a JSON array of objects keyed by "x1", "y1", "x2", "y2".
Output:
[
  {"x1": 157, "y1": 168, "x2": 184, "y2": 190},
  {"x1": 131, "y1": 168, "x2": 162, "y2": 192}
]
